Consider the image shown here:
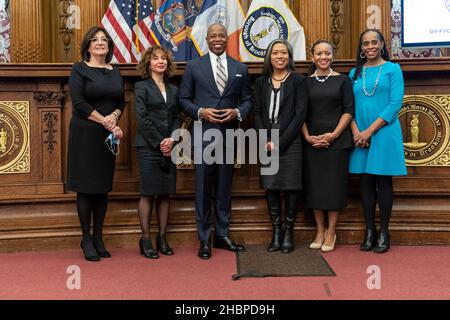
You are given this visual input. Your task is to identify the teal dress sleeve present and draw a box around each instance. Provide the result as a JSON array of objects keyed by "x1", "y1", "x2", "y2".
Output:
[{"x1": 379, "y1": 63, "x2": 404, "y2": 124}]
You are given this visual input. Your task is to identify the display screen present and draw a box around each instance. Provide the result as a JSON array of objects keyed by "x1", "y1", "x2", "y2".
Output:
[{"x1": 402, "y1": 0, "x2": 450, "y2": 47}]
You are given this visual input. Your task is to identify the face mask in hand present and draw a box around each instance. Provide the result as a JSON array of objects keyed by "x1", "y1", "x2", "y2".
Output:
[{"x1": 105, "y1": 133, "x2": 120, "y2": 155}]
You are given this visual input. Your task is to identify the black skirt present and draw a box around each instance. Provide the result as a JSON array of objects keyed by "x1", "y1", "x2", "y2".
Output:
[
  {"x1": 303, "y1": 146, "x2": 350, "y2": 210},
  {"x1": 136, "y1": 146, "x2": 176, "y2": 195},
  {"x1": 260, "y1": 140, "x2": 303, "y2": 190}
]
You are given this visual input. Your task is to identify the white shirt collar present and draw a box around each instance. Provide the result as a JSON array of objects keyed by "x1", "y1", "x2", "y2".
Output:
[{"x1": 209, "y1": 51, "x2": 227, "y2": 62}]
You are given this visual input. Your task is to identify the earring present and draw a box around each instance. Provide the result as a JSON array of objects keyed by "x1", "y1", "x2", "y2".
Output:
[
  {"x1": 381, "y1": 47, "x2": 385, "y2": 55},
  {"x1": 360, "y1": 51, "x2": 366, "y2": 59}
]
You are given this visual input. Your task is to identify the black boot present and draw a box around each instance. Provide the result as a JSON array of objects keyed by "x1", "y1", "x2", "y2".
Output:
[
  {"x1": 373, "y1": 230, "x2": 390, "y2": 254},
  {"x1": 266, "y1": 190, "x2": 282, "y2": 252},
  {"x1": 281, "y1": 191, "x2": 300, "y2": 254},
  {"x1": 93, "y1": 235, "x2": 111, "y2": 258},
  {"x1": 80, "y1": 235, "x2": 100, "y2": 262},
  {"x1": 360, "y1": 228, "x2": 377, "y2": 251}
]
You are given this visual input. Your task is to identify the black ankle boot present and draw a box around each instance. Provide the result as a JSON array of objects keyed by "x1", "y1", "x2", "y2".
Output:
[
  {"x1": 156, "y1": 234, "x2": 174, "y2": 255},
  {"x1": 373, "y1": 230, "x2": 390, "y2": 254},
  {"x1": 139, "y1": 237, "x2": 159, "y2": 259},
  {"x1": 360, "y1": 228, "x2": 377, "y2": 251},
  {"x1": 93, "y1": 235, "x2": 111, "y2": 258},
  {"x1": 80, "y1": 235, "x2": 100, "y2": 262}
]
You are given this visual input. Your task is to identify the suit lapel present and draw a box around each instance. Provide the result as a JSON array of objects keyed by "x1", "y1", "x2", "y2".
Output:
[
  {"x1": 147, "y1": 78, "x2": 166, "y2": 105},
  {"x1": 200, "y1": 54, "x2": 221, "y2": 96},
  {"x1": 222, "y1": 56, "x2": 237, "y2": 96},
  {"x1": 262, "y1": 76, "x2": 272, "y2": 114}
]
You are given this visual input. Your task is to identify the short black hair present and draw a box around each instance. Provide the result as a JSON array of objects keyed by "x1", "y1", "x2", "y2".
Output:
[{"x1": 80, "y1": 26, "x2": 114, "y2": 63}]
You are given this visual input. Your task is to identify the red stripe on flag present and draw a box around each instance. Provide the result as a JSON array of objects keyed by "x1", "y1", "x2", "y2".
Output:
[{"x1": 105, "y1": 10, "x2": 137, "y2": 62}]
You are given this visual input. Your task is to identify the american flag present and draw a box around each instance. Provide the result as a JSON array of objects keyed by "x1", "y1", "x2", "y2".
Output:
[
  {"x1": 101, "y1": 0, "x2": 155, "y2": 63},
  {"x1": 0, "y1": 0, "x2": 11, "y2": 63}
]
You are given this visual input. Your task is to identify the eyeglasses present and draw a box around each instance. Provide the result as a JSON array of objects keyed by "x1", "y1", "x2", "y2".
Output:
[{"x1": 90, "y1": 37, "x2": 109, "y2": 43}]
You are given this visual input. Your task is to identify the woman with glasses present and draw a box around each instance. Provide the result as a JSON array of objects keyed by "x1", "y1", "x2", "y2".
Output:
[
  {"x1": 349, "y1": 29, "x2": 406, "y2": 254},
  {"x1": 67, "y1": 26, "x2": 125, "y2": 262}
]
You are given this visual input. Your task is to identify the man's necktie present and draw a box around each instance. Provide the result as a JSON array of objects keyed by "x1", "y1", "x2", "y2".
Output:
[{"x1": 216, "y1": 56, "x2": 228, "y2": 95}]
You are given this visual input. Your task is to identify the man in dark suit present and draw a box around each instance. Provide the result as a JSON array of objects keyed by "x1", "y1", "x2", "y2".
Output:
[{"x1": 179, "y1": 23, "x2": 252, "y2": 259}]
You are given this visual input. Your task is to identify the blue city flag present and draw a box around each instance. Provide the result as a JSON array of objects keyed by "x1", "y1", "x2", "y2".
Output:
[
  {"x1": 150, "y1": 0, "x2": 190, "y2": 61},
  {"x1": 150, "y1": 0, "x2": 216, "y2": 61}
]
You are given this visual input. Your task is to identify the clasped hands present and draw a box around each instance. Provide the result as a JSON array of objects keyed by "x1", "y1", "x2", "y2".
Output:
[
  {"x1": 102, "y1": 114, "x2": 123, "y2": 139},
  {"x1": 307, "y1": 132, "x2": 337, "y2": 149},
  {"x1": 201, "y1": 108, "x2": 237, "y2": 123},
  {"x1": 160, "y1": 138, "x2": 175, "y2": 157},
  {"x1": 353, "y1": 129, "x2": 372, "y2": 148}
]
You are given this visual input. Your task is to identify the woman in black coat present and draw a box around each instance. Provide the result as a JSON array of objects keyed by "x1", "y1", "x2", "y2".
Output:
[
  {"x1": 134, "y1": 46, "x2": 180, "y2": 259},
  {"x1": 253, "y1": 39, "x2": 308, "y2": 253}
]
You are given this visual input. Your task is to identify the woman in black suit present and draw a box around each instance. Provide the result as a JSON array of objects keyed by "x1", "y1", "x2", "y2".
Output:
[
  {"x1": 134, "y1": 46, "x2": 180, "y2": 259},
  {"x1": 253, "y1": 39, "x2": 308, "y2": 253}
]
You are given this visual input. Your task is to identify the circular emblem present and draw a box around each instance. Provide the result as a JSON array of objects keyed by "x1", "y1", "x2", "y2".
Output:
[
  {"x1": 445, "y1": 0, "x2": 450, "y2": 12},
  {"x1": 0, "y1": 102, "x2": 29, "y2": 173},
  {"x1": 399, "y1": 96, "x2": 450, "y2": 165},
  {"x1": 241, "y1": 7, "x2": 289, "y2": 60}
]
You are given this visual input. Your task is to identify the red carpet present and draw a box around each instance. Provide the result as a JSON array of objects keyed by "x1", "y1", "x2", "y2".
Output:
[{"x1": 0, "y1": 245, "x2": 449, "y2": 300}]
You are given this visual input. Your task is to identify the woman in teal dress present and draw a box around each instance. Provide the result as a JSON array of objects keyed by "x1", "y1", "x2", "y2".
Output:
[{"x1": 349, "y1": 29, "x2": 406, "y2": 254}]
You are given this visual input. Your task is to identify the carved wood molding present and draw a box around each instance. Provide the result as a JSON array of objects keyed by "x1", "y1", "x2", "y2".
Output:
[
  {"x1": 42, "y1": 112, "x2": 58, "y2": 154},
  {"x1": 59, "y1": 0, "x2": 74, "y2": 55},
  {"x1": 33, "y1": 92, "x2": 65, "y2": 106},
  {"x1": 330, "y1": 0, "x2": 344, "y2": 52}
]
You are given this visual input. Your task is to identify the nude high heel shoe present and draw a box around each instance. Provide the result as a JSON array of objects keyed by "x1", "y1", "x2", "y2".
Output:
[
  {"x1": 309, "y1": 229, "x2": 327, "y2": 249},
  {"x1": 321, "y1": 233, "x2": 337, "y2": 252}
]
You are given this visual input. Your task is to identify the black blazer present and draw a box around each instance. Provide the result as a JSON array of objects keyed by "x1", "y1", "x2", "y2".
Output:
[
  {"x1": 253, "y1": 73, "x2": 308, "y2": 151},
  {"x1": 134, "y1": 78, "x2": 180, "y2": 148}
]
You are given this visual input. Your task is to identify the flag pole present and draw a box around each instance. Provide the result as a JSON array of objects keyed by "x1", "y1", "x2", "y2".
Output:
[{"x1": 135, "y1": 0, "x2": 140, "y2": 54}]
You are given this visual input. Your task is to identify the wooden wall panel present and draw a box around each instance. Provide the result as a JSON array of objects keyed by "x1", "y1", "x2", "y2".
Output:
[
  {"x1": 296, "y1": 0, "x2": 331, "y2": 60},
  {"x1": 10, "y1": 0, "x2": 48, "y2": 62}
]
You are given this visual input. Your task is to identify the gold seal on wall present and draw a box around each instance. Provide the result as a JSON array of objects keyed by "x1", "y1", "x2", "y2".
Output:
[
  {"x1": 0, "y1": 102, "x2": 30, "y2": 174},
  {"x1": 399, "y1": 96, "x2": 450, "y2": 166}
]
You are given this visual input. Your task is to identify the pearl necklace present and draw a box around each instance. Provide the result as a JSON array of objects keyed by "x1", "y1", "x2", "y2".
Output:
[
  {"x1": 362, "y1": 64, "x2": 383, "y2": 97},
  {"x1": 313, "y1": 68, "x2": 333, "y2": 83}
]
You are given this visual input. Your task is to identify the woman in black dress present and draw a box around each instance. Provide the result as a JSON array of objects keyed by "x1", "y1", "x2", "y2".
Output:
[
  {"x1": 253, "y1": 39, "x2": 308, "y2": 253},
  {"x1": 68, "y1": 27, "x2": 125, "y2": 261},
  {"x1": 134, "y1": 46, "x2": 180, "y2": 259},
  {"x1": 302, "y1": 40, "x2": 354, "y2": 252}
]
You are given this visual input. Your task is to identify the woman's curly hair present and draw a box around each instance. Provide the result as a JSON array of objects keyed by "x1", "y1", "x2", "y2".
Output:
[{"x1": 136, "y1": 45, "x2": 174, "y2": 80}]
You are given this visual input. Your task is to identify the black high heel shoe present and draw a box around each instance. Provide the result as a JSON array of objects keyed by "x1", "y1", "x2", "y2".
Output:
[
  {"x1": 373, "y1": 231, "x2": 390, "y2": 254},
  {"x1": 156, "y1": 234, "x2": 174, "y2": 255},
  {"x1": 80, "y1": 236, "x2": 100, "y2": 262},
  {"x1": 139, "y1": 238, "x2": 159, "y2": 259},
  {"x1": 93, "y1": 236, "x2": 111, "y2": 258},
  {"x1": 360, "y1": 228, "x2": 377, "y2": 251}
]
